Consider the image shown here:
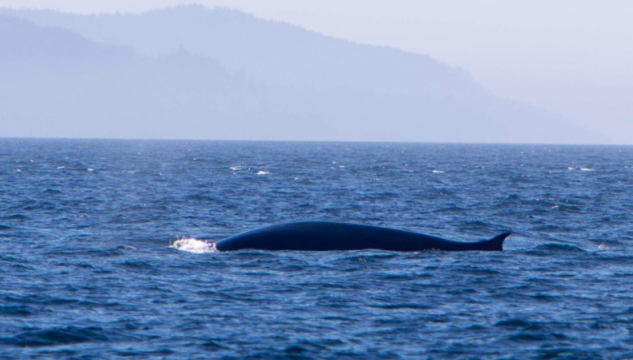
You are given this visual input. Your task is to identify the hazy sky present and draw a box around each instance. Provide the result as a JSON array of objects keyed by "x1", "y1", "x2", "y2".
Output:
[{"x1": 2, "y1": 0, "x2": 632, "y2": 143}]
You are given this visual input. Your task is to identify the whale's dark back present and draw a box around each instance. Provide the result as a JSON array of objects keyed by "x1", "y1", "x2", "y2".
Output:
[{"x1": 214, "y1": 221, "x2": 509, "y2": 252}]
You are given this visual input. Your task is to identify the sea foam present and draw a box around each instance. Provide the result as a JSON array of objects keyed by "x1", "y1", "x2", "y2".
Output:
[{"x1": 170, "y1": 238, "x2": 217, "y2": 253}]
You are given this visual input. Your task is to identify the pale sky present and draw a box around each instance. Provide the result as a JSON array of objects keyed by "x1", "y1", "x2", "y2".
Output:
[{"x1": 2, "y1": 0, "x2": 632, "y2": 143}]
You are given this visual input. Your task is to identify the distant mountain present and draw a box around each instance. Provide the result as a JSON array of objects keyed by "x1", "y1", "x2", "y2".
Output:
[{"x1": 0, "y1": 7, "x2": 608, "y2": 143}]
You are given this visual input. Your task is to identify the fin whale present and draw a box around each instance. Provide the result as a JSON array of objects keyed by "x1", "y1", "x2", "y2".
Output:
[{"x1": 214, "y1": 221, "x2": 510, "y2": 252}]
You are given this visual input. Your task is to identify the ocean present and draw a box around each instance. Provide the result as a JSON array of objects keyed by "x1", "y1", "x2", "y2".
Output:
[{"x1": 1, "y1": 139, "x2": 632, "y2": 359}]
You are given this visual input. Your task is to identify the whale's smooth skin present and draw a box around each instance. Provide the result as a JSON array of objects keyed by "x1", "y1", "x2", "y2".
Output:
[{"x1": 214, "y1": 221, "x2": 510, "y2": 252}]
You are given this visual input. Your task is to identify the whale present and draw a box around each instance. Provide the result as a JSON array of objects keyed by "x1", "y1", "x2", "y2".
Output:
[{"x1": 214, "y1": 221, "x2": 510, "y2": 252}]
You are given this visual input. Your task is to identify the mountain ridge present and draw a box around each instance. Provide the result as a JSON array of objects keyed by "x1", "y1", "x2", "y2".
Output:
[{"x1": 0, "y1": 7, "x2": 608, "y2": 143}]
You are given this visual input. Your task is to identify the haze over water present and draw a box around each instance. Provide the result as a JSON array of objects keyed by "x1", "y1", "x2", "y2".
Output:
[{"x1": 1, "y1": 3, "x2": 628, "y2": 144}]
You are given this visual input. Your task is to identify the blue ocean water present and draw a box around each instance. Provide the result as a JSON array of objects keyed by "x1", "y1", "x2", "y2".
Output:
[{"x1": 1, "y1": 139, "x2": 632, "y2": 359}]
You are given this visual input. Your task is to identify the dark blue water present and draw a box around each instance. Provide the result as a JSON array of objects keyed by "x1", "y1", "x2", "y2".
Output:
[{"x1": 1, "y1": 139, "x2": 632, "y2": 359}]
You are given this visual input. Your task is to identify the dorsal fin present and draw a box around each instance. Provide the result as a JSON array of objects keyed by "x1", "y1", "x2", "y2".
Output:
[{"x1": 480, "y1": 232, "x2": 511, "y2": 251}]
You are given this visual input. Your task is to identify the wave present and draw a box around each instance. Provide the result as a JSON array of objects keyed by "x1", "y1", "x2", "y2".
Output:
[
  {"x1": 526, "y1": 243, "x2": 587, "y2": 255},
  {"x1": 0, "y1": 326, "x2": 129, "y2": 347}
]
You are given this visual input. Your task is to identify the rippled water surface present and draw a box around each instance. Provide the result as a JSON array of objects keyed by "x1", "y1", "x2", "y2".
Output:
[{"x1": 1, "y1": 139, "x2": 632, "y2": 359}]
